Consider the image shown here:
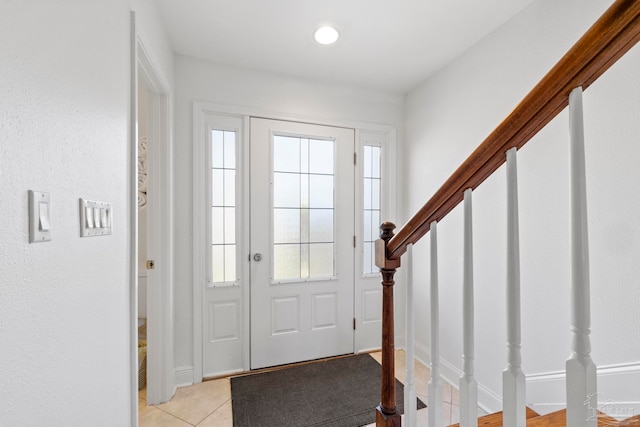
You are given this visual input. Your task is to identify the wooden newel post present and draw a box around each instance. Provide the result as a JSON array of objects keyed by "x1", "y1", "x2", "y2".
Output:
[{"x1": 375, "y1": 222, "x2": 402, "y2": 427}]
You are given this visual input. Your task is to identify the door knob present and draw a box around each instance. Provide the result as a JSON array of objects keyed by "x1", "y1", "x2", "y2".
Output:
[{"x1": 253, "y1": 253, "x2": 262, "y2": 262}]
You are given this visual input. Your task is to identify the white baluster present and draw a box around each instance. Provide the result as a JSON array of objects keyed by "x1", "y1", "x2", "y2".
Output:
[
  {"x1": 503, "y1": 147, "x2": 526, "y2": 426},
  {"x1": 405, "y1": 243, "x2": 417, "y2": 427},
  {"x1": 460, "y1": 188, "x2": 478, "y2": 427},
  {"x1": 428, "y1": 221, "x2": 443, "y2": 427},
  {"x1": 567, "y1": 86, "x2": 597, "y2": 427}
]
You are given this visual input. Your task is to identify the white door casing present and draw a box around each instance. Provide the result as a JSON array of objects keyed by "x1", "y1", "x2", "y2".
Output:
[
  {"x1": 134, "y1": 18, "x2": 175, "y2": 407},
  {"x1": 249, "y1": 118, "x2": 355, "y2": 369},
  {"x1": 354, "y1": 130, "x2": 389, "y2": 352},
  {"x1": 193, "y1": 104, "x2": 396, "y2": 379}
]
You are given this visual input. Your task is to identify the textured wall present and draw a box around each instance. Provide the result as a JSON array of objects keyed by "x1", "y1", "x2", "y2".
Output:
[{"x1": 0, "y1": 1, "x2": 132, "y2": 425}]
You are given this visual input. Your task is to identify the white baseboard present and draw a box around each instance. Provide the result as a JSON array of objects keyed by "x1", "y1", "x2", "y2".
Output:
[
  {"x1": 410, "y1": 342, "x2": 640, "y2": 419},
  {"x1": 527, "y1": 362, "x2": 640, "y2": 418},
  {"x1": 395, "y1": 334, "x2": 405, "y2": 350},
  {"x1": 413, "y1": 341, "x2": 502, "y2": 413},
  {"x1": 174, "y1": 366, "x2": 194, "y2": 388}
]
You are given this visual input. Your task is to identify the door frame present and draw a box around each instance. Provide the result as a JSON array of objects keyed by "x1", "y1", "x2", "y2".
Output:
[
  {"x1": 192, "y1": 102, "x2": 398, "y2": 380},
  {"x1": 130, "y1": 11, "x2": 175, "y2": 413}
]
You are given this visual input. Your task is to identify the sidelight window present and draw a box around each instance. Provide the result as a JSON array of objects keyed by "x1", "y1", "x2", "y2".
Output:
[
  {"x1": 210, "y1": 129, "x2": 237, "y2": 285},
  {"x1": 362, "y1": 145, "x2": 382, "y2": 275}
]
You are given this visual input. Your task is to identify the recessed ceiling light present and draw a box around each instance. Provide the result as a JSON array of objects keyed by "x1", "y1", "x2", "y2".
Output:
[{"x1": 314, "y1": 26, "x2": 339, "y2": 45}]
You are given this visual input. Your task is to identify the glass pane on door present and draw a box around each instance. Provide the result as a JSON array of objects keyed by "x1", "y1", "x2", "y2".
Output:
[{"x1": 272, "y1": 135, "x2": 335, "y2": 281}]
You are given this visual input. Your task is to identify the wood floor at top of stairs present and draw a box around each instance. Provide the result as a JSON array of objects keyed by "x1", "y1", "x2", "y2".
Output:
[
  {"x1": 449, "y1": 408, "x2": 640, "y2": 426},
  {"x1": 448, "y1": 407, "x2": 539, "y2": 427}
]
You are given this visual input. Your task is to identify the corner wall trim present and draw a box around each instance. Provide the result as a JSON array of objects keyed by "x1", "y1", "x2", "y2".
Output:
[
  {"x1": 414, "y1": 339, "x2": 640, "y2": 418},
  {"x1": 413, "y1": 341, "x2": 502, "y2": 413},
  {"x1": 174, "y1": 366, "x2": 194, "y2": 388},
  {"x1": 527, "y1": 362, "x2": 640, "y2": 417}
]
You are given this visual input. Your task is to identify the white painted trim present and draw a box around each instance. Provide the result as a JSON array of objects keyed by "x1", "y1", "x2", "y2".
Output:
[
  {"x1": 129, "y1": 12, "x2": 139, "y2": 427},
  {"x1": 241, "y1": 116, "x2": 251, "y2": 371},
  {"x1": 135, "y1": 20, "x2": 175, "y2": 406},
  {"x1": 357, "y1": 346, "x2": 383, "y2": 354},
  {"x1": 415, "y1": 337, "x2": 640, "y2": 418},
  {"x1": 527, "y1": 362, "x2": 640, "y2": 417},
  {"x1": 428, "y1": 221, "x2": 443, "y2": 427},
  {"x1": 395, "y1": 334, "x2": 406, "y2": 350},
  {"x1": 193, "y1": 110, "x2": 249, "y2": 379},
  {"x1": 404, "y1": 244, "x2": 417, "y2": 427},
  {"x1": 204, "y1": 368, "x2": 244, "y2": 380},
  {"x1": 354, "y1": 129, "x2": 395, "y2": 353},
  {"x1": 192, "y1": 104, "x2": 206, "y2": 383},
  {"x1": 174, "y1": 366, "x2": 195, "y2": 388},
  {"x1": 194, "y1": 101, "x2": 397, "y2": 134},
  {"x1": 193, "y1": 101, "x2": 398, "y2": 378},
  {"x1": 414, "y1": 341, "x2": 502, "y2": 414}
]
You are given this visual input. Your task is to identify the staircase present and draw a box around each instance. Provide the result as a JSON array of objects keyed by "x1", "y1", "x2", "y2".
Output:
[
  {"x1": 373, "y1": 1, "x2": 640, "y2": 426},
  {"x1": 449, "y1": 409, "x2": 640, "y2": 427}
]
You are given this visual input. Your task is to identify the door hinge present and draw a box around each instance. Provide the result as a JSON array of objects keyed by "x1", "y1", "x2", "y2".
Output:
[
  {"x1": 353, "y1": 318, "x2": 356, "y2": 330},
  {"x1": 354, "y1": 152, "x2": 357, "y2": 165},
  {"x1": 353, "y1": 235, "x2": 356, "y2": 248}
]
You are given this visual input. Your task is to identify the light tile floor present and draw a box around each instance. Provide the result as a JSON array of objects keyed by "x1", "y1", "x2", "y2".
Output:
[{"x1": 139, "y1": 350, "x2": 464, "y2": 427}]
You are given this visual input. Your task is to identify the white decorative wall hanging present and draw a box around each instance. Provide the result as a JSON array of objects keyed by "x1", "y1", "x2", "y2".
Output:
[{"x1": 138, "y1": 136, "x2": 148, "y2": 208}]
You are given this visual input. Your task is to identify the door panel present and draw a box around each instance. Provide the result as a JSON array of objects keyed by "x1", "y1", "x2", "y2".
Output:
[{"x1": 250, "y1": 118, "x2": 355, "y2": 369}]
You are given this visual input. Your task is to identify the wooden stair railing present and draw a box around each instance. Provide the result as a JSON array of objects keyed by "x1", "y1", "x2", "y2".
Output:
[{"x1": 374, "y1": 1, "x2": 640, "y2": 426}]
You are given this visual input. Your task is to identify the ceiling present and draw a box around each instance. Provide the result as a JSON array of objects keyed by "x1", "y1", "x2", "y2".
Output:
[{"x1": 155, "y1": 0, "x2": 538, "y2": 95}]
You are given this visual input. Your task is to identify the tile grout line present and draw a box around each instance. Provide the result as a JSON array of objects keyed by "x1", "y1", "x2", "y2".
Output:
[
  {"x1": 153, "y1": 406, "x2": 197, "y2": 426},
  {"x1": 194, "y1": 397, "x2": 232, "y2": 426}
]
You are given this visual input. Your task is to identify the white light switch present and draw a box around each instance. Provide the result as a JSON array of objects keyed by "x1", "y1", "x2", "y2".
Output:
[
  {"x1": 38, "y1": 202, "x2": 50, "y2": 231},
  {"x1": 85, "y1": 207, "x2": 94, "y2": 228},
  {"x1": 29, "y1": 190, "x2": 51, "y2": 243},
  {"x1": 79, "y1": 198, "x2": 112, "y2": 237},
  {"x1": 93, "y1": 207, "x2": 101, "y2": 228}
]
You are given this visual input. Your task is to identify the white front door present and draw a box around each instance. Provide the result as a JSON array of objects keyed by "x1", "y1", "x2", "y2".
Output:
[{"x1": 250, "y1": 118, "x2": 355, "y2": 369}]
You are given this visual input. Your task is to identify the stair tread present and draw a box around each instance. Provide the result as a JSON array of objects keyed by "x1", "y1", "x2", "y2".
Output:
[
  {"x1": 526, "y1": 409, "x2": 569, "y2": 427},
  {"x1": 448, "y1": 407, "x2": 539, "y2": 426},
  {"x1": 527, "y1": 409, "x2": 639, "y2": 426},
  {"x1": 451, "y1": 408, "x2": 640, "y2": 427}
]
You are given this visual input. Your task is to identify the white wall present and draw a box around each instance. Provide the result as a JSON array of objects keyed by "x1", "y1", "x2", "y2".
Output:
[
  {"x1": 173, "y1": 54, "x2": 404, "y2": 378},
  {"x1": 405, "y1": 0, "x2": 640, "y2": 413},
  {"x1": 0, "y1": 1, "x2": 173, "y2": 426},
  {"x1": 0, "y1": 1, "x2": 130, "y2": 426}
]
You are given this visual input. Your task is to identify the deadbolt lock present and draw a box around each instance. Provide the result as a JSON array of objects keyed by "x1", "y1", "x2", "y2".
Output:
[{"x1": 146, "y1": 260, "x2": 155, "y2": 270}]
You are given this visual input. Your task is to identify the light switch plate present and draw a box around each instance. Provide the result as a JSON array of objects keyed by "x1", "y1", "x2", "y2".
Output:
[
  {"x1": 79, "y1": 198, "x2": 112, "y2": 237},
  {"x1": 29, "y1": 190, "x2": 51, "y2": 243}
]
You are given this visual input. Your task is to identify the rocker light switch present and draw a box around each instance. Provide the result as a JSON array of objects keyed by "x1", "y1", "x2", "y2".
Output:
[
  {"x1": 28, "y1": 190, "x2": 51, "y2": 243},
  {"x1": 38, "y1": 202, "x2": 50, "y2": 231},
  {"x1": 85, "y1": 207, "x2": 94, "y2": 228},
  {"x1": 79, "y1": 198, "x2": 112, "y2": 237}
]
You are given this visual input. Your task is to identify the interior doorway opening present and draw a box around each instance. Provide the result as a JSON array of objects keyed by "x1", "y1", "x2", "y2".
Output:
[{"x1": 131, "y1": 16, "x2": 175, "y2": 418}]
